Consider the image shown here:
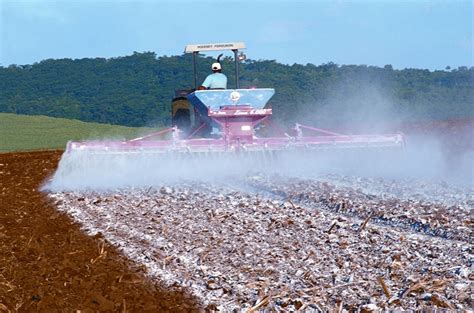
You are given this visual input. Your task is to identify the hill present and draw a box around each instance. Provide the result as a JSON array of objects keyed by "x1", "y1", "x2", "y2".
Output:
[
  {"x1": 0, "y1": 113, "x2": 158, "y2": 152},
  {"x1": 0, "y1": 53, "x2": 473, "y2": 128}
]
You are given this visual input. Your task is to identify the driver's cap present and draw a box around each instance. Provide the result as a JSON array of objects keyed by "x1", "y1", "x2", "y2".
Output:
[{"x1": 212, "y1": 62, "x2": 221, "y2": 71}]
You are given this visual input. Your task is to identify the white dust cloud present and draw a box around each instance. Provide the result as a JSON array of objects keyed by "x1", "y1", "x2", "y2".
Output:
[{"x1": 43, "y1": 78, "x2": 472, "y2": 191}]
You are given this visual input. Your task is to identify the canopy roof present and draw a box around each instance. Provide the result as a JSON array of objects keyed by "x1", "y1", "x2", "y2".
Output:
[{"x1": 184, "y1": 42, "x2": 246, "y2": 53}]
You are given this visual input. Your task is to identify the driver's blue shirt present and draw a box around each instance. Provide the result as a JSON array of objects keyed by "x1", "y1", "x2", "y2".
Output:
[{"x1": 202, "y1": 73, "x2": 227, "y2": 89}]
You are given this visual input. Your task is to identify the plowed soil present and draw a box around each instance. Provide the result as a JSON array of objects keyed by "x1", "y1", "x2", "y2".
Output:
[
  {"x1": 0, "y1": 151, "x2": 199, "y2": 311},
  {"x1": 1, "y1": 119, "x2": 472, "y2": 311}
]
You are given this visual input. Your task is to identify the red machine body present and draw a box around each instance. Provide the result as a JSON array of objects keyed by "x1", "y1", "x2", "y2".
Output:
[{"x1": 67, "y1": 89, "x2": 404, "y2": 155}]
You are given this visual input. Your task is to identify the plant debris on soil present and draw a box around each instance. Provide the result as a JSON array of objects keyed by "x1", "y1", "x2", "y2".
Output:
[
  {"x1": 1, "y1": 150, "x2": 472, "y2": 311},
  {"x1": 0, "y1": 151, "x2": 199, "y2": 311},
  {"x1": 48, "y1": 174, "x2": 473, "y2": 310}
]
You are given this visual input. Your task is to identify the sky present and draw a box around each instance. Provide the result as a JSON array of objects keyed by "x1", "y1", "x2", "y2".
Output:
[{"x1": 0, "y1": 0, "x2": 472, "y2": 70}]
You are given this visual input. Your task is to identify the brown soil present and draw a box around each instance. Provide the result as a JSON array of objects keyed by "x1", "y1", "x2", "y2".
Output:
[{"x1": 0, "y1": 151, "x2": 200, "y2": 312}]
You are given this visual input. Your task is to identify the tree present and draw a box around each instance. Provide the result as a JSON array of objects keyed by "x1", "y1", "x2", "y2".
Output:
[{"x1": 0, "y1": 53, "x2": 472, "y2": 127}]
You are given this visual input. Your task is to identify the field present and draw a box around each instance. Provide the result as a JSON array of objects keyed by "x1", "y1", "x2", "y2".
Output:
[
  {"x1": 49, "y1": 176, "x2": 472, "y2": 310},
  {"x1": 0, "y1": 113, "x2": 159, "y2": 152},
  {"x1": 0, "y1": 151, "x2": 198, "y2": 311},
  {"x1": 0, "y1": 119, "x2": 472, "y2": 311}
]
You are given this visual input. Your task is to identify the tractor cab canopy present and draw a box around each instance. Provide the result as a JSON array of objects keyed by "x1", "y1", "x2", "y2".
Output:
[
  {"x1": 184, "y1": 42, "x2": 246, "y2": 53},
  {"x1": 184, "y1": 42, "x2": 246, "y2": 89}
]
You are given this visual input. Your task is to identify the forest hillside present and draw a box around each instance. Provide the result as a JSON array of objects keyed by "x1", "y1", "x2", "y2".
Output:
[{"x1": 1, "y1": 52, "x2": 472, "y2": 129}]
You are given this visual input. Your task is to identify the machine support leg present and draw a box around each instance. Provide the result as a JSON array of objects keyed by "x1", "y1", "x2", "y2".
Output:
[{"x1": 233, "y1": 49, "x2": 240, "y2": 89}]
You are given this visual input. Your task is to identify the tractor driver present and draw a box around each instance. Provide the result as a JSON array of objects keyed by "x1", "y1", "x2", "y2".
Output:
[{"x1": 199, "y1": 63, "x2": 227, "y2": 90}]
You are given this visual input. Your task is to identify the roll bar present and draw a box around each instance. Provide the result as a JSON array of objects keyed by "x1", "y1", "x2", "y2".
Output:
[{"x1": 184, "y1": 42, "x2": 246, "y2": 89}]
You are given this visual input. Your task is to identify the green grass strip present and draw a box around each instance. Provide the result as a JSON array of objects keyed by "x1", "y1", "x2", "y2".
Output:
[{"x1": 0, "y1": 113, "x2": 160, "y2": 152}]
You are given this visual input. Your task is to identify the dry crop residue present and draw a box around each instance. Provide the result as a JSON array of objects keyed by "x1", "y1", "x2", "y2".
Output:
[
  {"x1": 0, "y1": 151, "x2": 199, "y2": 311},
  {"x1": 50, "y1": 177, "x2": 473, "y2": 311}
]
